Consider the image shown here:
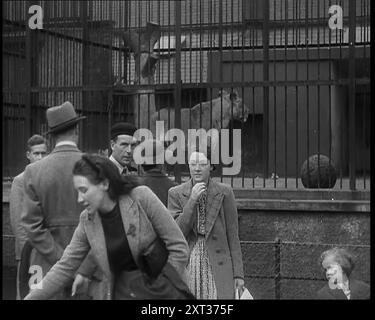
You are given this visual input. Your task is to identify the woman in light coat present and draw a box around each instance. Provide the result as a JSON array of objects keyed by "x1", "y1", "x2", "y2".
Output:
[
  {"x1": 24, "y1": 154, "x2": 189, "y2": 300},
  {"x1": 168, "y1": 151, "x2": 244, "y2": 299}
]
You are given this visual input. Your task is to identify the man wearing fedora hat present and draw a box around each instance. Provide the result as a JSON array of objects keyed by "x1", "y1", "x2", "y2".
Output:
[
  {"x1": 109, "y1": 122, "x2": 140, "y2": 175},
  {"x1": 131, "y1": 139, "x2": 177, "y2": 206},
  {"x1": 20, "y1": 101, "x2": 93, "y2": 299}
]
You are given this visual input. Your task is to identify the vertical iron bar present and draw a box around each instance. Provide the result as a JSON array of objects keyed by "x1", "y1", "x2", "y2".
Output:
[
  {"x1": 70, "y1": 4, "x2": 74, "y2": 97},
  {"x1": 25, "y1": 0, "x2": 33, "y2": 140},
  {"x1": 167, "y1": 1, "x2": 170, "y2": 85},
  {"x1": 317, "y1": 0, "x2": 321, "y2": 188},
  {"x1": 53, "y1": 0, "x2": 58, "y2": 105},
  {"x1": 348, "y1": 0, "x2": 356, "y2": 190},
  {"x1": 360, "y1": 0, "x2": 364, "y2": 189},
  {"x1": 363, "y1": 0, "x2": 368, "y2": 189},
  {"x1": 81, "y1": 0, "x2": 88, "y2": 150},
  {"x1": 230, "y1": 0, "x2": 234, "y2": 187},
  {"x1": 305, "y1": 0, "x2": 310, "y2": 188},
  {"x1": 262, "y1": 0, "x2": 270, "y2": 187},
  {"x1": 137, "y1": 1, "x2": 141, "y2": 128},
  {"x1": 241, "y1": 0, "x2": 245, "y2": 188},
  {"x1": 167, "y1": 0, "x2": 171, "y2": 140},
  {"x1": 252, "y1": 0, "x2": 255, "y2": 188},
  {"x1": 284, "y1": 0, "x2": 288, "y2": 188},
  {"x1": 209, "y1": 0, "x2": 213, "y2": 160},
  {"x1": 189, "y1": 0, "x2": 193, "y2": 139},
  {"x1": 274, "y1": 238, "x2": 281, "y2": 299},
  {"x1": 199, "y1": 0, "x2": 203, "y2": 131},
  {"x1": 46, "y1": 2, "x2": 50, "y2": 101},
  {"x1": 4, "y1": 43, "x2": 7, "y2": 176},
  {"x1": 157, "y1": 1, "x2": 161, "y2": 85},
  {"x1": 63, "y1": 1, "x2": 67, "y2": 99},
  {"x1": 362, "y1": 87, "x2": 366, "y2": 190},
  {"x1": 272, "y1": 0, "x2": 276, "y2": 189},
  {"x1": 108, "y1": 0, "x2": 113, "y2": 146},
  {"x1": 13, "y1": 2, "x2": 18, "y2": 176},
  {"x1": 174, "y1": 0, "x2": 182, "y2": 183},
  {"x1": 126, "y1": 1, "x2": 130, "y2": 86},
  {"x1": 147, "y1": 1, "x2": 152, "y2": 130},
  {"x1": 339, "y1": 0, "x2": 343, "y2": 189},
  {"x1": 328, "y1": 0, "x2": 333, "y2": 189},
  {"x1": 219, "y1": 0, "x2": 223, "y2": 183},
  {"x1": 148, "y1": 0, "x2": 151, "y2": 22},
  {"x1": 295, "y1": 0, "x2": 299, "y2": 188},
  {"x1": 189, "y1": 0, "x2": 192, "y2": 85}
]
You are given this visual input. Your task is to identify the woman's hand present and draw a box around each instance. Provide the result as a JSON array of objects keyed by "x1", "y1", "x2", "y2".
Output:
[
  {"x1": 190, "y1": 182, "x2": 207, "y2": 202},
  {"x1": 234, "y1": 277, "x2": 245, "y2": 297},
  {"x1": 71, "y1": 273, "x2": 90, "y2": 296}
]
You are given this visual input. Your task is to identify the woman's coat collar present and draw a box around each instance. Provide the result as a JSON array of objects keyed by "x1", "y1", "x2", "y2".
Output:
[{"x1": 181, "y1": 178, "x2": 225, "y2": 238}]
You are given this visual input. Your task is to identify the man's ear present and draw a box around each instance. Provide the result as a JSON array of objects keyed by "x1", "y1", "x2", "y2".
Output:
[
  {"x1": 110, "y1": 139, "x2": 115, "y2": 151},
  {"x1": 26, "y1": 151, "x2": 31, "y2": 162}
]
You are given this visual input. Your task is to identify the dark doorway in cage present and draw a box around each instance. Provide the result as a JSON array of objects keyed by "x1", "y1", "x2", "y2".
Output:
[{"x1": 229, "y1": 116, "x2": 264, "y2": 177}]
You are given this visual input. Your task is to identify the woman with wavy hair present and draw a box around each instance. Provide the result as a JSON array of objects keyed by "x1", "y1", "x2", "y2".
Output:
[
  {"x1": 317, "y1": 247, "x2": 370, "y2": 299},
  {"x1": 24, "y1": 153, "x2": 191, "y2": 300},
  {"x1": 168, "y1": 149, "x2": 245, "y2": 299}
]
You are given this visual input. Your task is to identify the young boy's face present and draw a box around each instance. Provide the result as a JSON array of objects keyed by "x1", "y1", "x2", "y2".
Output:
[
  {"x1": 27, "y1": 144, "x2": 47, "y2": 163},
  {"x1": 189, "y1": 152, "x2": 211, "y2": 184}
]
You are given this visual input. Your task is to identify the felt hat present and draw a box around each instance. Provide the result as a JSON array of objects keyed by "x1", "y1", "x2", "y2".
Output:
[{"x1": 46, "y1": 101, "x2": 86, "y2": 133}]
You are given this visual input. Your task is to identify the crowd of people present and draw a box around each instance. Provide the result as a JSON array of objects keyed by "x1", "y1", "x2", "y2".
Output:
[{"x1": 9, "y1": 101, "x2": 369, "y2": 300}]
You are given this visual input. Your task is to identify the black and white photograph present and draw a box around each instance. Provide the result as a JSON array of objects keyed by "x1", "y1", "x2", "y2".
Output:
[{"x1": 2, "y1": 0, "x2": 371, "y2": 308}]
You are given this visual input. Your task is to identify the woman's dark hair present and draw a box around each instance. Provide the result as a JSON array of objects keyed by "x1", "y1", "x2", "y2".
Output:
[
  {"x1": 73, "y1": 153, "x2": 137, "y2": 200},
  {"x1": 319, "y1": 247, "x2": 355, "y2": 278}
]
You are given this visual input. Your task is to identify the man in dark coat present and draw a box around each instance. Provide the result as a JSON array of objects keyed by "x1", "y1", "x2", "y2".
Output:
[
  {"x1": 10, "y1": 134, "x2": 47, "y2": 299},
  {"x1": 131, "y1": 139, "x2": 177, "y2": 206},
  {"x1": 21, "y1": 101, "x2": 92, "y2": 299},
  {"x1": 109, "y1": 122, "x2": 140, "y2": 175}
]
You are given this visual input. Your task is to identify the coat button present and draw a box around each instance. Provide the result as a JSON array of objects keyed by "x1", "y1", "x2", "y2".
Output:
[
  {"x1": 130, "y1": 292, "x2": 136, "y2": 298},
  {"x1": 218, "y1": 261, "x2": 224, "y2": 266},
  {"x1": 216, "y1": 249, "x2": 221, "y2": 253},
  {"x1": 212, "y1": 235, "x2": 217, "y2": 240}
]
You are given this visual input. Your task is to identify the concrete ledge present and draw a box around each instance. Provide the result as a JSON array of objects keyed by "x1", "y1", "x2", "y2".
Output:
[
  {"x1": 3, "y1": 181, "x2": 370, "y2": 212},
  {"x1": 237, "y1": 199, "x2": 370, "y2": 212},
  {"x1": 233, "y1": 188, "x2": 370, "y2": 201}
]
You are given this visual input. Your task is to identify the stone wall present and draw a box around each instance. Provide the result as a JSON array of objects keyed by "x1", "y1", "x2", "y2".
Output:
[{"x1": 239, "y1": 209, "x2": 370, "y2": 299}]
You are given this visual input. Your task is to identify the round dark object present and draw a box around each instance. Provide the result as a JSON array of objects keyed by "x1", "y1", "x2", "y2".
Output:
[{"x1": 301, "y1": 154, "x2": 337, "y2": 188}]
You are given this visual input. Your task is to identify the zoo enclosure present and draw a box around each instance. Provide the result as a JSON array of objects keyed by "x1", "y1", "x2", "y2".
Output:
[{"x1": 3, "y1": 0, "x2": 371, "y2": 190}]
